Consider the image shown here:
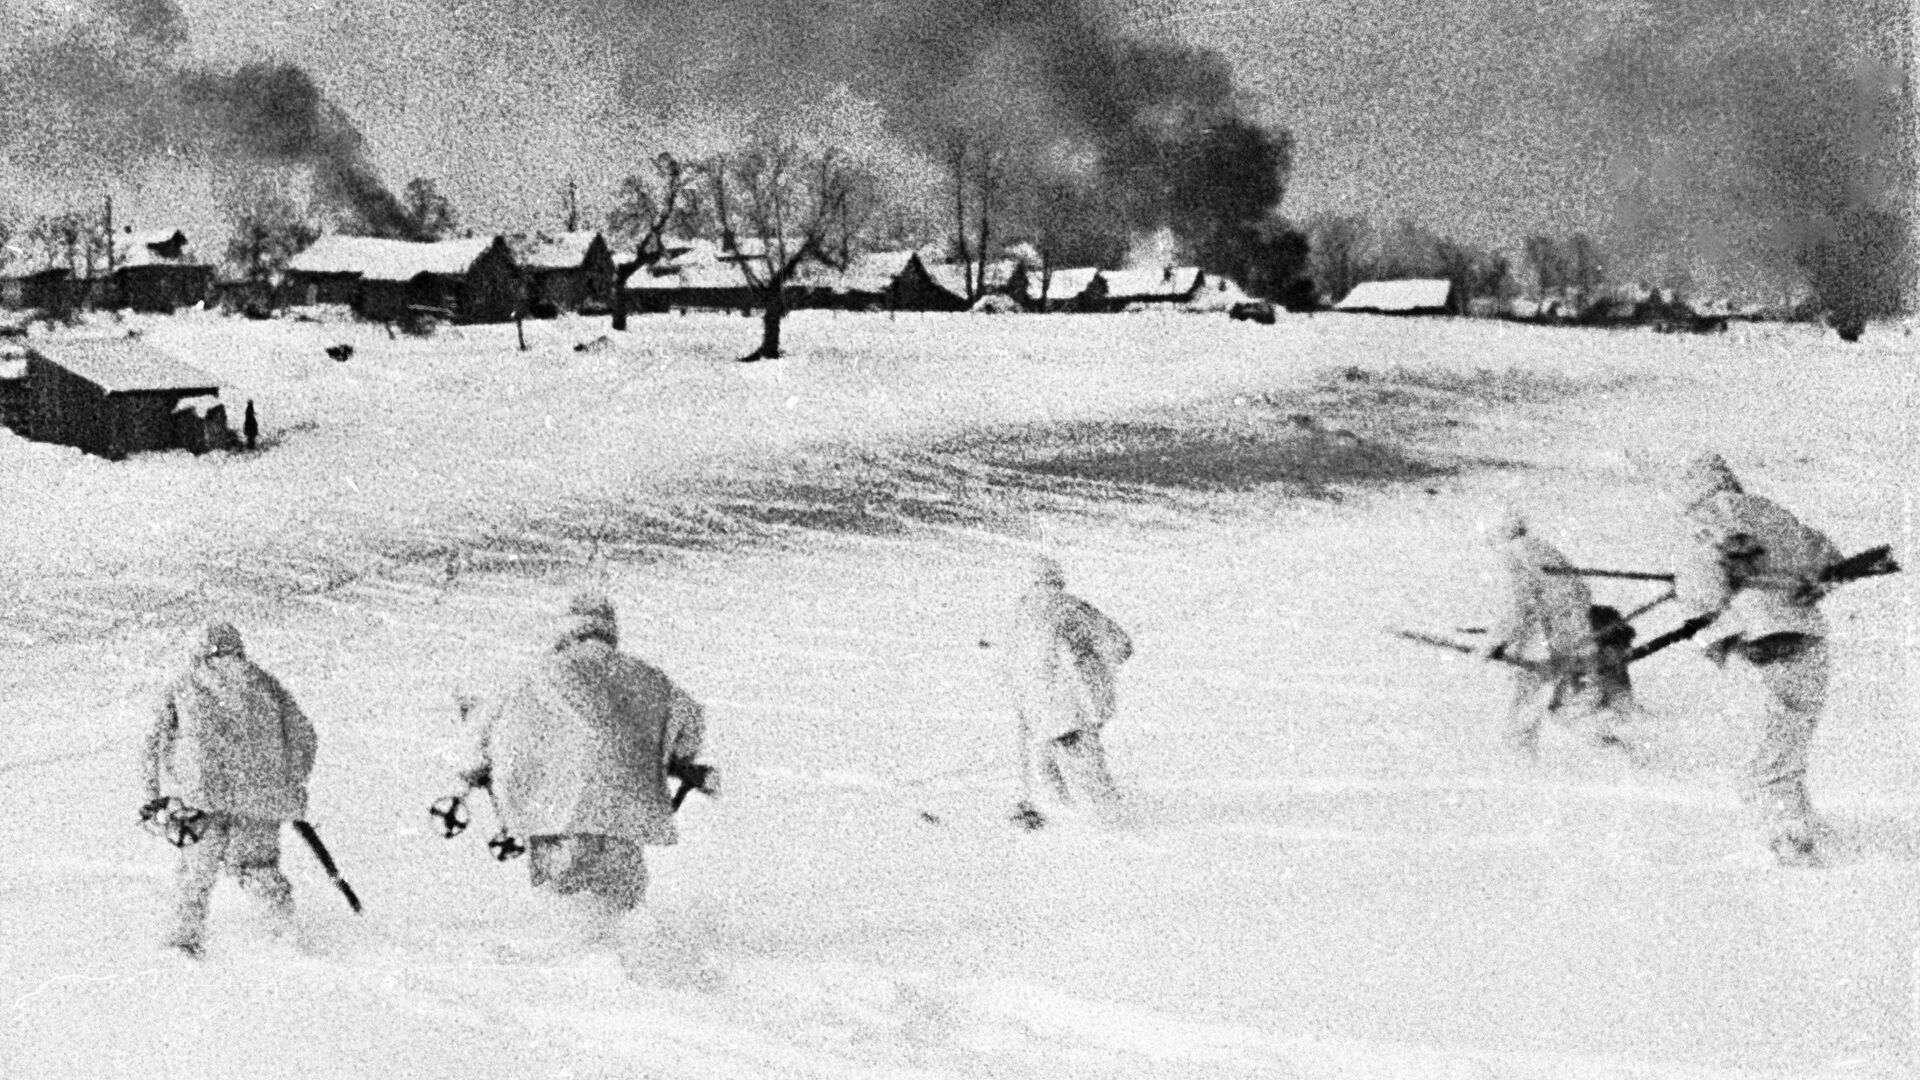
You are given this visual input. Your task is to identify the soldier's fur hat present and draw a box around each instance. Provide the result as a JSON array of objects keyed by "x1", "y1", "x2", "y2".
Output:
[
  {"x1": 559, "y1": 591, "x2": 619, "y2": 648},
  {"x1": 1029, "y1": 555, "x2": 1067, "y2": 589},
  {"x1": 1677, "y1": 451, "x2": 1742, "y2": 514},
  {"x1": 195, "y1": 621, "x2": 246, "y2": 661}
]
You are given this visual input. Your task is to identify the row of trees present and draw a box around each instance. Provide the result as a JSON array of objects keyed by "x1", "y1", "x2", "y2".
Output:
[{"x1": 1304, "y1": 213, "x2": 1611, "y2": 309}]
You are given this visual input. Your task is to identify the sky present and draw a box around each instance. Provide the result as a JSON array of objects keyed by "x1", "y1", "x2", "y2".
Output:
[{"x1": 0, "y1": 0, "x2": 1913, "y2": 301}]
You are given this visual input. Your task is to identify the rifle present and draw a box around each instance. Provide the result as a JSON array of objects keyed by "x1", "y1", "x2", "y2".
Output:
[
  {"x1": 1387, "y1": 628, "x2": 1552, "y2": 674},
  {"x1": 1627, "y1": 546, "x2": 1900, "y2": 663},
  {"x1": 1547, "y1": 544, "x2": 1899, "y2": 589},
  {"x1": 291, "y1": 820, "x2": 363, "y2": 914}
]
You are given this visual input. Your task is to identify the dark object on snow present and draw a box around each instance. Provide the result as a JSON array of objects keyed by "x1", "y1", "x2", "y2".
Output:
[
  {"x1": 140, "y1": 796, "x2": 208, "y2": 848},
  {"x1": 1228, "y1": 300, "x2": 1277, "y2": 324},
  {"x1": 1010, "y1": 801, "x2": 1047, "y2": 831},
  {"x1": 668, "y1": 759, "x2": 720, "y2": 810},
  {"x1": 325, "y1": 344, "x2": 354, "y2": 363},
  {"x1": 242, "y1": 399, "x2": 258, "y2": 450},
  {"x1": 293, "y1": 820, "x2": 363, "y2": 914},
  {"x1": 574, "y1": 335, "x2": 615, "y2": 354},
  {"x1": 1545, "y1": 565, "x2": 1678, "y2": 583}
]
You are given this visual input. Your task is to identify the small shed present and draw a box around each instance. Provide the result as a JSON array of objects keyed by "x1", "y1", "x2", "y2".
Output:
[
  {"x1": 1333, "y1": 279, "x2": 1458, "y2": 316},
  {"x1": 514, "y1": 231, "x2": 616, "y2": 316},
  {"x1": 112, "y1": 229, "x2": 215, "y2": 313},
  {"x1": 26, "y1": 338, "x2": 226, "y2": 459}
]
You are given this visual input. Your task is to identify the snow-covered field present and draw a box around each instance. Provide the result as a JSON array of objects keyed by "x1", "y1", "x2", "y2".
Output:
[{"x1": 1, "y1": 308, "x2": 1913, "y2": 1079}]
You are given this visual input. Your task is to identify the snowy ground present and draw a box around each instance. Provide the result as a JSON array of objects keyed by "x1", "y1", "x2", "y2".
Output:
[{"x1": 1, "y1": 309, "x2": 1914, "y2": 1079}]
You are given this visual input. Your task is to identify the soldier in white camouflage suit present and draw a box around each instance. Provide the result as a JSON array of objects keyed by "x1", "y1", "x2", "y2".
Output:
[
  {"x1": 1670, "y1": 452, "x2": 1844, "y2": 866},
  {"x1": 1475, "y1": 508, "x2": 1632, "y2": 760},
  {"x1": 456, "y1": 593, "x2": 711, "y2": 964},
  {"x1": 998, "y1": 556, "x2": 1133, "y2": 820},
  {"x1": 141, "y1": 622, "x2": 317, "y2": 957}
]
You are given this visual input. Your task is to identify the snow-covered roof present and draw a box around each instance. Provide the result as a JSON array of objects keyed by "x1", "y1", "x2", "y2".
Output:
[
  {"x1": 286, "y1": 235, "x2": 503, "y2": 281},
  {"x1": 30, "y1": 338, "x2": 222, "y2": 395},
  {"x1": 1098, "y1": 266, "x2": 1204, "y2": 301},
  {"x1": 628, "y1": 243, "x2": 752, "y2": 292},
  {"x1": 512, "y1": 231, "x2": 606, "y2": 271},
  {"x1": 921, "y1": 259, "x2": 1013, "y2": 298},
  {"x1": 1019, "y1": 266, "x2": 1100, "y2": 300},
  {"x1": 171, "y1": 394, "x2": 224, "y2": 418},
  {"x1": 1334, "y1": 278, "x2": 1454, "y2": 313}
]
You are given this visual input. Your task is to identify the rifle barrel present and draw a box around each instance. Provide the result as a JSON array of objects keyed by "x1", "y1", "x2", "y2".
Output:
[{"x1": 1543, "y1": 566, "x2": 1677, "y2": 582}]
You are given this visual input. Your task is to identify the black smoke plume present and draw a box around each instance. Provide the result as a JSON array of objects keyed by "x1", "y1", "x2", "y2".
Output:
[
  {"x1": 585, "y1": 0, "x2": 1296, "y2": 270},
  {"x1": 0, "y1": 0, "x2": 419, "y2": 239}
]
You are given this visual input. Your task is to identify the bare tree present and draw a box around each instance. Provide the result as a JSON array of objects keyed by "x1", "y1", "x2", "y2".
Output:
[
  {"x1": 1563, "y1": 232, "x2": 1606, "y2": 308},
  {"x1": 945, "y1": 130, "x2": 1004, "y2": 303},
  {"x1": 226, "y1": 191, "x2": 319, "y2": 287},
  {"x1": 605, "y1": 153, "x2": 700, "y2": 331},
  {"x1": 1523, "y1": 234, "x2": 1567, "y2": 300},
  {"x1": 1305, "y1": 213, "x2": 1373, "y2": 307},
  {"x1": 695, "y1": 136, "x2": 874, "y2": 362},
  {"x1": 401, "y1": 178, "x2": 459, "y2": 241}
]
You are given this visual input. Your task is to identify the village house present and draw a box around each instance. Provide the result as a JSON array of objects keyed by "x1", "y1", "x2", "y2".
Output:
[
  {"x1": 0, "y1": 267, "x2": 81, "y2": 312},
  {"x1": 111, "y1": 229, "x2": 215, "y2": 313},
  {"x1": 1333, "y1": 278, "x2": 1459, "y2": 316},
  {"x1": 1087, "y1": 266, "x2": 1208, "y2": 312},
  {"x1": 624, "y1": 239, "x2": 758, "y2": 314},
  {"x1": 920, "y1": 258, "x2": 1016, "y2": 310},
  {"x1": 1005, "y1": 265, "x2": 1102, "y2": 312},
  {"x1": 285, "y1": 235, "x2": 522, "y2": 323},
  {"x1": 23, "y1": 338, "x2": 228, "y2": 459},
  {"x1": 512, "y1": 231, "x2": 616, "y2": 316}
]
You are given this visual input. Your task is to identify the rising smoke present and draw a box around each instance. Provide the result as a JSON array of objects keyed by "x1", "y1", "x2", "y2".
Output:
[
  {"x1": 1584, "y1": 0, "x2": 1914, "y2": 324},
  {"x1": 0, "y1": 0, "x2": 421, "y2": 239}
]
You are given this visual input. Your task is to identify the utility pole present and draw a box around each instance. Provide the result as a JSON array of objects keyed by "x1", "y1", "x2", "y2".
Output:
[{"x1": 564, "y1": 178, "x2": 580, "y2": 232}]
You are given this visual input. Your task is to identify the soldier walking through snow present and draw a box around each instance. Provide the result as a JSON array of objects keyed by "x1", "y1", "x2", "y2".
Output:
[
  {"x1": 1669, "y1": 452, "x2": 1845, "y2": 866},
  {"x1": 998, "y1": 556, "x2": 1133, "y2": 824},
  {"x1": 141, "y1": 622, "x2": 317, "y2": 957},
  {"x1": 1476, "y1": 508, "x2": 1631, "y2": 759},
  {"x1": 455, "y1": 593, "x2": 712, "y2": 964}
]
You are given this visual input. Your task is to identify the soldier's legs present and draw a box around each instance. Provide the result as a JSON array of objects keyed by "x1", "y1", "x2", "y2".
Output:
[
  {"x1": 1503, "y1": 668, "x2": 1553, "y2": 760},
  {"x1": 227, "y1": 816, "x2": 295, "y2": 928},
  {"x1": 165, "y1": 813, "x2": 233, "y2": 955},
  {"x1": 1742, "y1": 638, "x2": 1828, "y2": 857},
  {"x1": 1054, "y1": 729, "x2": 1119, "y2": 807},
  {"x1": 529, "y1": 834, "x2": 648, "y2": 912}
]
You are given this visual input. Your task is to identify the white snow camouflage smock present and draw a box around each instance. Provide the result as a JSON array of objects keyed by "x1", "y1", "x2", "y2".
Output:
[
  {"x1": 1002, "y1": 582, "x2": 1134, "y2": 743},
  {"x1": 144, "y1": 639, "x2": 317, "y2": 821},
  {"x1": 466, "y1": 638, "x2": 705, "y2": 846}
]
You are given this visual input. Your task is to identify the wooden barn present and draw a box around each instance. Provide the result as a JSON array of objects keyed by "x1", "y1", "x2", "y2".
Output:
[
  {"x1": 514, "y1": 231, "x2": 616, "y2": 316},
  {"x1": 111, "y1": 229, "x2": 215, "y2": 313},
  {"x1": 1333, "y1": 278, "x2": 1458, "y2": 316},
  {"x1": 285, "y1": 235, "x2": 523, "y2": 323},
  {"x1": 25, "y1": 338, "x2": 226, "y2": 459}
]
